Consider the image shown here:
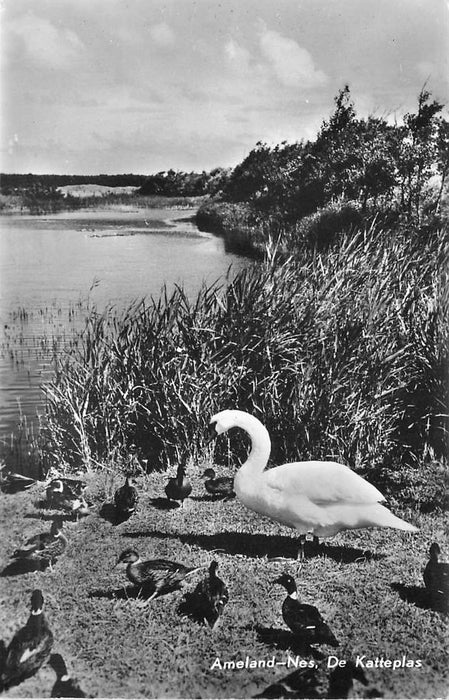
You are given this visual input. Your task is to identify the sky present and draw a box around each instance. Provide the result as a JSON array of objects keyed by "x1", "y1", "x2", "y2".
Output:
[{"x1": 1, "y1": 0, "x2": 448, "y2": 175}]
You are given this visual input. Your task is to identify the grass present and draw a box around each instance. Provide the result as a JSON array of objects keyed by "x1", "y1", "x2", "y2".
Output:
[{"x1": 0, "y1": 467, "x2": 447, "y2": 699}]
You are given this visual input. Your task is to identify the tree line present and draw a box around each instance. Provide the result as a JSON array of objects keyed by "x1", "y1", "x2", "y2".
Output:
[
  {"x1": 218, "y1": 86, "x2": 449, "y2": 228},
  {"x1": 0, "y1": 168, "x2": 231, "y2": 198}
]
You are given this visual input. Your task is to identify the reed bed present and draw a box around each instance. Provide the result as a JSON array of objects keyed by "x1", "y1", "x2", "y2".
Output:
[{"x1": 39, "y1": 223, "x2": 447, "y2": 508}]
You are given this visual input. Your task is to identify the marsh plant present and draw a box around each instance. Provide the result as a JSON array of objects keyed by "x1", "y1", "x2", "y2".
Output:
[{"x1": 39, "y1": 221, "x2": 447, "y2": 507}]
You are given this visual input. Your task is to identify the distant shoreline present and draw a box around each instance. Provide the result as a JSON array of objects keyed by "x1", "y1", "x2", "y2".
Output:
[{"x1": 0, "y1": 192, "x2": 207, "y2": 217}]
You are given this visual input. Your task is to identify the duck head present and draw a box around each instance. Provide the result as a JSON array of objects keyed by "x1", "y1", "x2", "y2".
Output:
[
  {"x1": 429, "y1": 542, "x2": 441, "y2": 560},
  {"x1": 30, "y1": 589, "x2": 45, "y2": 615},
  {"x1": 272, "y1": 573, "x2": 297, "y2": 596},
  {"x1": 209, "y1": 560, "x2": 219, "y2": 577},
  {"x1": 51, "y1": 479, "x2": 64, "y2": 493},
  {"x1": 202, "y1": 468, "x2": 216, "y2": 479},
  {"x1": 49, "y1": 653, "x2": 69, "y2": 680},
  {"x1": 115, "y1": 548, "x2": 140, "y2": 568},
  {"x1": 176, "y1": 463, "x2": 188, "y2": 483}
]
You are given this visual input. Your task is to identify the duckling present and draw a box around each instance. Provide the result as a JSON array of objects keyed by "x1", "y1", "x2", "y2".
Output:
[
  {"x1": 0, "y1": 589, "x2": 53, "y2": 692},
  {"x1": 11, "y1": 516, "x2": 67, "y2": 568},
  {"x1": 114, "y1": 473, "x2": 138, "y2": 521},
  {"x1": 423, "y1": 542, "x2": 449, "y2": 603},
  {"x1": 49, "y1": 653, "x2": 87, "y2": 697},
  {"x1": 202, "y1": 468, "x2": 235, "y2": 499},
  {"x1": 208, "y1": 410, "x2": 417, "y2": 559},
  {"x1": 0, "y1": 470, "x2": 37, "y2": 493},
  {"x1": 273, "y1": 574, "x2": 338, "y2": 647},
  {"x1": 115, "y1": 548, "x2": 205, "y2": 601},
  {"x1": 165, "y1": 461, "x2": 192, "y2": 506},
  {"x1": 192, "y1": 560, "x2": 229, "y2": 629}
]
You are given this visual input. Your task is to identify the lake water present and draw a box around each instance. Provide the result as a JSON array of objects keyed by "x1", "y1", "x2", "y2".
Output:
[{"x1": 0, "y1": 207, "x2": 249, "y2": 459}]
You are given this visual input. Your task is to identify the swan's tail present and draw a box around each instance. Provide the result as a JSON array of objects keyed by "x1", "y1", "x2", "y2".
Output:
[
  {"x1": 369, "y1": 503, "x2": 418, "y2": 532},
  {"x1": 313, "y1": 502, "x2": 419, "y2": 536}
]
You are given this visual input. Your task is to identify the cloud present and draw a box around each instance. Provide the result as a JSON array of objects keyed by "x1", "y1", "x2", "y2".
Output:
[
  {"x1": 149, "y1": 22, "x2": 175, "y2": 48},
  {"x1": 259, "y1": 28, "x2": 328, "y2": 88},
  {"x1": 5, "y1": 11, "x2": 84, "y2": 69},
  {"x1": 225, "y1": 38, "x2": 251, "y2": 71}
]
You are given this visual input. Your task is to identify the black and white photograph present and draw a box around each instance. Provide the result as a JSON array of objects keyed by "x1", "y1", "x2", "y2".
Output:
[{"x1": 0, "y1": 1, "x2": 448, "y2": 698}]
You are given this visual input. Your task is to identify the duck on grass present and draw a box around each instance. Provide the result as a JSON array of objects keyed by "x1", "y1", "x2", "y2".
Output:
[{"x1": 0, "y1": 426, "x2": 445, "y2": 698}]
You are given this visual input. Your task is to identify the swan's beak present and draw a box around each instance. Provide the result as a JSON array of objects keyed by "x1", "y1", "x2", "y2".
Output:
[{"x1": 205, "y1": 421, "x2": 218, "y2": 444}]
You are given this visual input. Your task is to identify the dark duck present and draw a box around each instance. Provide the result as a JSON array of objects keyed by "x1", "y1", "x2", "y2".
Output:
[
  {"x1": 115, "y1": 548, "x2": 204, "y2": 602},
  {"x1": 0, "y1": 469, "x2": 36, "y2": 493},
  {"x1": 202, "y1": 468, "x2": 235, "y2": 499},
  {"x1": 165, "y1": 460, "x2": 192, "y2": 506},
  {"x1": 254, "y1": 661, "x2": 368, "y2": 699},
  {"x1": 0, "y1": 589, "x2": 54, "y2": 692},
  {"x1": 11, "y1": 516, "x2": 67, "y2": 569},
  {"x1": 192, "y1": 560, "x2": 229, "y2": 629},
  {"x1": 114, "y1": 474, "x2": 138, "y2": 521},
  {"x1": 423, "y1": 542, "x2": 449, "y2": 607},
  {"x1": 49, "y1": 653, "x2": 87, "y2": 697},
  {"x1": 273, "y1": 574, "x2": 338, "y2": 648},
  {"x1": 253, "y1": 666, "x2": 320, "y2": 698},
  {"x1": 327, "y1": 662, "x2": 369, "y2": 698}
]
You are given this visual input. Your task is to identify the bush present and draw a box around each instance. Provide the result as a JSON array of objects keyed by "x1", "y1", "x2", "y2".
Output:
[
  {"x1": 292, "y1": 199, "x2": 364, "y2": 249},
  {"x1": 196, "y1": 200, "x2": 253, "y2": 233}
]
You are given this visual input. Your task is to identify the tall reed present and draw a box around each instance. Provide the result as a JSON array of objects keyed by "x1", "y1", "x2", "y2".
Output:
[{"x1": 42, "y1": 223, "x2": 447, "y2": 500}]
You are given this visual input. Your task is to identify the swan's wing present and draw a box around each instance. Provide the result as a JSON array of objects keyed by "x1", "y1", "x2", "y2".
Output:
[{"x1": 264, "y1": 461, "x2": 385, "y2": 505}]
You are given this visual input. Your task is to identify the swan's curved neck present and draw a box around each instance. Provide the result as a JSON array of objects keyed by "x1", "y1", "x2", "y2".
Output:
[{"x1": 234, "y1": 411, "x2": 271, "y2": 475}]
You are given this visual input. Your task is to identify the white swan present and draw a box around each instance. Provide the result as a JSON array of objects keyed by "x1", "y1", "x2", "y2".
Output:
[{"x1": 208, "y1": 410, "x2": 418, "y2": 557}]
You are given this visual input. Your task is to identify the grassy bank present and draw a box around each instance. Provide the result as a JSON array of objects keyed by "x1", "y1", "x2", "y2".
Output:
[{"x1": 0, "y1": 470, "x2": 447, "y2": 699}]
